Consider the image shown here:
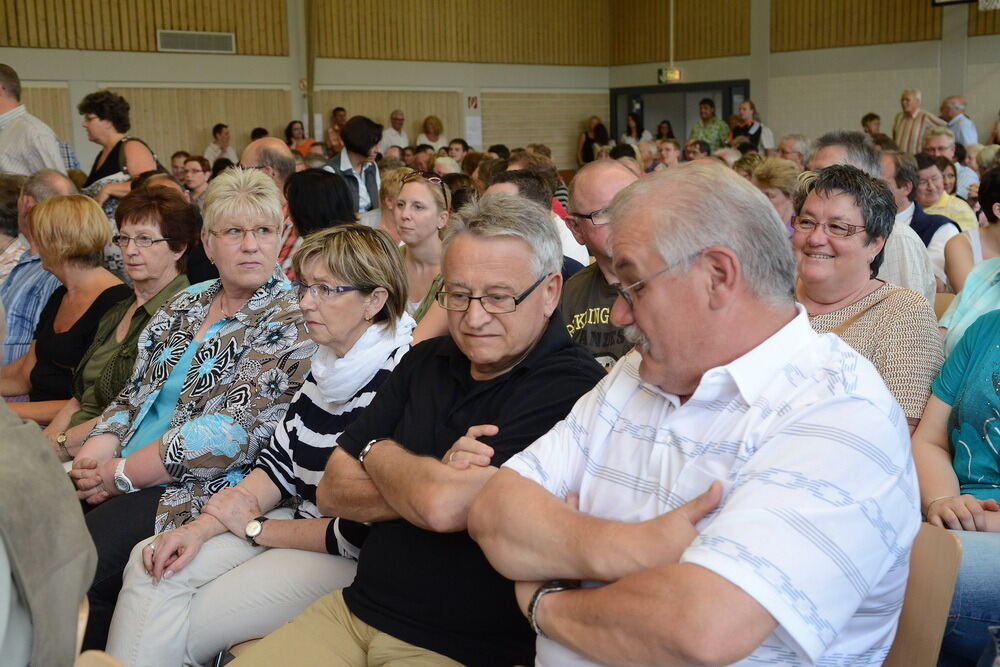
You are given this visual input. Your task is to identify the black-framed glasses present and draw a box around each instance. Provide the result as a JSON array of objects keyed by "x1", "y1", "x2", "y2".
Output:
[
  {"x1": 112, "y1": 234, "x2": 172, "y2": 248},
  {"x1": 611, "y1": 249, "x2": 707, "y2": 309},
  {"x1": 292, "y1": 280, "x2": 360, "y2": 302},
  {"x1": 568, "y1": 207, "x2": 611, "y2": 226},
  {"x1": 402, "y1": 170, "x2": 448, "y2": 204},
  {"x1": 436, "y1": 274, "x2": 550, "y2": 314},
  {"x1": 790, "y1": 216, "x2": 866, "y2": 238}
]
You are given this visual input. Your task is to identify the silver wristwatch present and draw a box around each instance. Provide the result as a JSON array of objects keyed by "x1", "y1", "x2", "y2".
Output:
[
  {"x1": 113, "y1": 458, "x2": 138, "y2": 494},
  {"x1": 244, "y1": 516, "x2": 269, "y2": 546}
]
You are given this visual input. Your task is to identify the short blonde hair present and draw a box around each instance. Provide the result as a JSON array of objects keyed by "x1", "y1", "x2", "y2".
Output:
[
  {"x1": 30, "y1": 194, "x2": 110, "y2": 267},
  {"x1": 422, "y1": 115, "x2": 443, "y2": 136},
  {"x1": 292, "y1": 224, "x2": 408, "y2": 327},
  {"x1": 379, "y1": 167, "x2": 415, "y2": 205},
  {"x1": 752, "y1": 157, "x2": 800, "y2": 197},
  {"x1": 202, "y1": 167, "x2": 283, "y2": 233}
]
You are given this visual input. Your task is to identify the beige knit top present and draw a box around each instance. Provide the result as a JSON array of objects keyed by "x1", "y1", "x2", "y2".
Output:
[{"x1": 808, "y1": 282, "x2": 944, "y2": 422}]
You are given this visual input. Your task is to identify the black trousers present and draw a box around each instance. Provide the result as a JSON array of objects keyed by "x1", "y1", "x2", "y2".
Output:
[{"x1": 81, "y1": 486, "x2": 165, "y2": 651}]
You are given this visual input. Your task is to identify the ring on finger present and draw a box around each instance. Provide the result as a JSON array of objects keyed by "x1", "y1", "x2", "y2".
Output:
[
  {"x1": 448, "y1": 452, "x2": 456, "y2": 463},
  {"x1": 147, "y1": 544, "x2": 156, "y2": 552}
]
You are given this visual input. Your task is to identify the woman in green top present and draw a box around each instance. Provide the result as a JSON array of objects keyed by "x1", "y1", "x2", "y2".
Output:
[{"x1": 45, "y1": 186, "x2": 197, "y2": 461}]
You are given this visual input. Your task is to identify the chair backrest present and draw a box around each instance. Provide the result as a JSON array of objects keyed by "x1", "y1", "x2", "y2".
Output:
[
  {"x1": 884, "y1": 522, "x2": 963, "y2": 667},
  {"x1": 934, "y1": 292, "x2": 955, "y2": 320}
]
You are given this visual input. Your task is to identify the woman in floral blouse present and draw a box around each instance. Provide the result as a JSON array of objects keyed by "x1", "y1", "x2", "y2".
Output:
[{"x1": 70, "y1": 168, "x2": 317, "y2": 650}]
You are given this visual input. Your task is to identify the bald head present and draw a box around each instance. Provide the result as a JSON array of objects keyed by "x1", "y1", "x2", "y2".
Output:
[
  {"x1": 241, "y1": 137, "x2": 296, "y2": 190},
  {"x1": 569, "y1": 159, "x2": 639, "y2": 211},
  {"x1": 568, "y1": 159, "x2": 639, "y2": 265}
]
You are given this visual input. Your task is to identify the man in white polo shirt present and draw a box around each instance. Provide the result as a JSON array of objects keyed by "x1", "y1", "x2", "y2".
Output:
[{"x1": 469, "y1": 160, "x2": 920, "y2": 665}]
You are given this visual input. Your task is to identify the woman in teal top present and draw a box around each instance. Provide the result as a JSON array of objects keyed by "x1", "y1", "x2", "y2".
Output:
[
  {"x1": 45, "y1": 186, "x2": 196, "y2": 460},
  {"x1": 912, "y1": 308, "x2": 1000, "y2": 662}
]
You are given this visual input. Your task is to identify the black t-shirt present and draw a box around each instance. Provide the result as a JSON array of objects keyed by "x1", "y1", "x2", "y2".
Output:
[
  {"x1": 558, "y1": 262, "x2": 631, "y2": 370},
  {"x1": 339, "y1": 313, "x2": 604, "y2": 666},
  {"x1": 30, "y1": 283, "x2": 132, "y2": 401}
]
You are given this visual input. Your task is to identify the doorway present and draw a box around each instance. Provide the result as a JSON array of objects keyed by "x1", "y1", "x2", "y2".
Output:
[{"x1": 610, "y1": 80, "x2": 750, "y2": 144}]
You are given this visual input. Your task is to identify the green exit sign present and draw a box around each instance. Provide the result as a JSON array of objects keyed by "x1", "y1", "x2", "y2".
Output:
[{"x1": 658, "y1": 68, "x2": 681, "y2": 83}]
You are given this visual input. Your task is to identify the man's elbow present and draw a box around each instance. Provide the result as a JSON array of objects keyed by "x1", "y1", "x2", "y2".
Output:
[
  {"x1": 315, "y1": 480, "x2": 339, "y2": 517},
  {"x1": 414, "y1": 485, "x2": 471, "y2": 533}
]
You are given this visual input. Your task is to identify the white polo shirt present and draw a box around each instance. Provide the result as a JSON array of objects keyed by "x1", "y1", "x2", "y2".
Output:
[{"x1": 505, "y1": 307, "x2": 920, "y2": 666}]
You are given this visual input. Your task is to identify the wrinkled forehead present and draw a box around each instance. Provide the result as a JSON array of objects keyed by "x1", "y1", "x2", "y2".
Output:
[{"x1": 442, "y1": 233, "x2": 535, "y2": 287}]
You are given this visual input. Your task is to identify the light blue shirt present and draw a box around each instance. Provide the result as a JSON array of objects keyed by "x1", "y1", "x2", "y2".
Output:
[
  {"x1": 0, "y1": 250, "x2": 61, "y2": 364},
  {"x1": 947, "y1": 114, "x2": 978, "y2": 147}
]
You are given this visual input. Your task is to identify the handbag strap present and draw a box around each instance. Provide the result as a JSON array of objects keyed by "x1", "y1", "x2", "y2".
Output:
[{"x1": 830, "y1": 288, "x2": 905, "y2": 336}]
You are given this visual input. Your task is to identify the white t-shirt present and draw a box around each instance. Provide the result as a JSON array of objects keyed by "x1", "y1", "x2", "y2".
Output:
[
  {"x1": 379, "y1": 127, "x2": 409, "y2": 154},
  {"x1": 505, "y1": 308, "x2": 919, "y2": 666}
]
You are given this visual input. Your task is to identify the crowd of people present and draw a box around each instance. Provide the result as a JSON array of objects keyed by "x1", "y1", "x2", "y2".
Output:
[{"x1": 2, "y1": 56, "x2": 1000, "y2": 666}]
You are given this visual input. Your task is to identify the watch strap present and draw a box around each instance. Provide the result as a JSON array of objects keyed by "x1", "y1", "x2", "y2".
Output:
[
  {"x1": 245, "y1": 515, "x2": 269, "y2": 547},
  {"x1": 114, "y1": 458, "x2": 137, "y2": 493},
  {"x1": 528, "y1": 580, "x2": 580, "y2": 638}
]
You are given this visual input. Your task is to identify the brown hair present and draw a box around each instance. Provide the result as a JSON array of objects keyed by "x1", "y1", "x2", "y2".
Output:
[{"x1": 115, "y1": 188, "x2": 199, "y2": 271}]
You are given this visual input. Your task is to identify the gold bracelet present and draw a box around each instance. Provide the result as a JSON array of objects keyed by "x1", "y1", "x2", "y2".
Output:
[{"x1": 924, "y1": 495, "x2": 954, "y2": 514}]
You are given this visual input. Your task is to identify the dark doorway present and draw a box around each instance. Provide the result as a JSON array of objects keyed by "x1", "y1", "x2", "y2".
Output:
[{"x1": 610, "y1": 79, "x2": 750, "y2": 144}]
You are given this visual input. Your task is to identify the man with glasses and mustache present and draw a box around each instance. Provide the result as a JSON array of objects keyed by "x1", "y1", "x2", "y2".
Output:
[
  {"x1": 232, "y1": 194, "x2": 603, "y2": 667},
  {"x1": 469, "y1": 161, "x2": 919, "y2": 666},
  {"x1": 560, "y1": 159, "x2": 637, "y2": 369}
]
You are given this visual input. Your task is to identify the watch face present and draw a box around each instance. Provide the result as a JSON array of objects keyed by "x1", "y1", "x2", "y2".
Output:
[
  {"x1": 246, "y1": 520, "x2": 263, "y2": 538},
  {"x1": 114, "y1": 477, "x2": 130, "y2": 492}
]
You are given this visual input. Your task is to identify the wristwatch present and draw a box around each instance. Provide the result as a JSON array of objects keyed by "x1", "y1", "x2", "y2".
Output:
[
  {"x1": 527, "y1": 580, "x2": 580, "y2": 638},
  {"x1": 113, "y1": 458, "x2": 138, "y2": 494},
  {"x1": 56, "y1": 432, "x2": 69, "y2": 458},
  {"x1": 244, "y1": 516, "x2": 269, "y2": 546}
]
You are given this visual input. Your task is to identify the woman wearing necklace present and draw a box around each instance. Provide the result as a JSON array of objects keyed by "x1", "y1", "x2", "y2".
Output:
[
  {"x1": 793, "y1": 165, "x2": 942, "y2": 435},
  {"x1": 69, "y1": 168, "x2": 316, "y2": 651}
]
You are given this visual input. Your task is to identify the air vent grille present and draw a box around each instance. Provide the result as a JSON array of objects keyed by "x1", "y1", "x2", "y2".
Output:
[{"x1": 156, "y1": 30, "x2": 236, "y2": 54}]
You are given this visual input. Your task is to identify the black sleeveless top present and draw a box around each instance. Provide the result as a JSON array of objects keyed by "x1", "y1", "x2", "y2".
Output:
[
  {"x1": 581, "y1": 134, "x2": 597, "y2": 163},
  {"x1": 29, "y1": 283, "x2": 132, "y2": 401},
  {"x1": 84, "y1": 139, "x2": 125, "y2": 188}
]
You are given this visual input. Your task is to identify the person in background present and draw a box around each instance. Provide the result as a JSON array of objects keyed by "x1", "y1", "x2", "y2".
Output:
[
  {"x1": 0, "y1": 195, "x2": 131, "y2": 424},
  {"x1": 169, "y1": 151, "x2": 190, "y2": 183},
  {"x1": 411, "y1": 144, "x2": 434, "y2": 172},
  {"x1": 327, "y1": 107, "x2": 347, "y2": 154},
  {"x1": 488, "y1": 144, "x2": 511, "y2": 160},
  {"x1": 688, "y1": 97, "x2": 729, "y2": 151},
  {"x1": 776, "y1": 133, "x2": 809, "y2": 170},
  {"x1": 656, "y1": 138, "x2": 682, "y2": 170},
  {"x1": 654, "y1": 119, "x2": 675, "y2": 141},
  {"x1": 915, "y1": 154, "x2": 977, "y2": 231},
  {"x1": 923, "y1": 126, "x2": 979, "y2": 200},
  {"x1": 432, "y1": 156, "x2": 461, "y2": 177},
  {"x1": 396, "y1": 171, "x2": 448, "y2": 323},
  {"x1": 577, "y1": 115, "x2": 602, "y2": 166},
  {"x1": 43, "y1": 187, "x2": 195, "y2": 459},
  {"x1": 204, "y1": 123, "x2": 238, "y2": 165},
  {"x1": 379, "y1": 109, "x2": 408, "y2": 155},
  {"x1": 416, "y1": 115, "x2": 446, "y2": 151},
  {"x1": 861, "y1": 112, "x2": 881, "y2": 136},
  {"x1": 619, "y1": 112, "x2": 652, "y2": 146},
  {"x1": 940, "y1": 95, "x2": 978, "y2": 147},
  {"x1": 183, "y1": 155, "x2": 210, "y2": 211},
  {"x1": 250, "y1": 127, "x2": 269, "y2": 141},
  {"x1": 0, "y1": 175, "x2": 29, "y2": 285},
  {"x1": 750, "y1": 157, "x2": 797, "y2": 232},
  {"x1": 728, "y1": 100, "x2": 774, "y2": 154},
  {"x1": 684, "y1": 139, "x2": 710, "y2": 161},
  {"x1": 210, "y1": 158, "x2": 233, "y2": 180},
  {"x1": 0, "y1": 63, "x2": 65, "y2": 176},
  {"x1": 281, "y1": 168, "x2": 356, "y2": 277},
  {"x1": 893, "y1": 89, "x2": 944, "y2": 154},
  {"x1": 447, "y1": 138, "x2": 469, "y2": 165},
  {"x1": 285, "y1": 120, "x2": 315, "y2": 157},
  {"x1": 733, "y1": 152, "x2": 764, "y2": 181},
  {"x1": 322, "y1": 116, "x2": 383, "y2": 215},
  {"x1": 361, "y1": 166, "x2": 413, "y2": 242}
]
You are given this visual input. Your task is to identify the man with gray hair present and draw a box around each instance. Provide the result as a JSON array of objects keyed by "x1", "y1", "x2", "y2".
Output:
[
  {"x1": 1, "y1": 168, "x2": 76, "y2": 364},
  {"x1": 893, "y1": 89, "x2": 944, "y2": 154},
  {"x1": 777, "y1": 133, "x2": 809, "y2": 169},
  {"x1": 0, "y1": 64, "x2": 66, "y2": 176},
  {"x1": 923, "y1": 125, "x2": 980, "y2": 199},
  {"x1": 940, "y1": 95, "x2": 978, "y2": 147},
  {"x1": 240, "y1": 137, "x2": 297, "y2": 271},
  {"x1": 379, "y1": 108, "x2": 408, "y2": 155},
  {"x1": 809, "y1": 130, "x2": 935, "y2": 302},
  {"x1": 469, "y1": 161, "x2": 919, "y2": 665},
  {"x1": 234, "y1": 193, "x2": 604, "y2": 666}
]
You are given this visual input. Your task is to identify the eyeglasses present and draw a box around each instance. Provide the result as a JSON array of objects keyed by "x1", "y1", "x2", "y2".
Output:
[
  {"x1": 292, "y1": 280, "x2": 360, "y2": 302},
  {"x1": 568, "y1": 207, "x2": 611, "y2": 226},
  {"x1": 790, "y1": 217, "x2": 866, "y2": 238},
  {"x1": 237, "y1": 164, "x2": 267, "y2": 171},
  {"x1": 402, "y1": 170, "x2": 448, "y2": 204},
  {"x1": 436, "y1": 274, "x2": 549, "y2": 314},
  {"x1": 611, "y1": 249, "x2": 706, "y2": 309},
  {"x1": 208, "y1": 225, "x2": 279, "y2": 244},
  {"x1": 112, "y1": 234, "x2": 172, "y2": 248}
]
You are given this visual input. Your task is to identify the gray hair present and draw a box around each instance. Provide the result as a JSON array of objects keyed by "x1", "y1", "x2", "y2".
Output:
[
  {"x1": 609, "y1": 161, "x2": 796, "y2": 304},
  {"x1": 390, "y1": 109, "x2": 404, "y2": 117},
  {"x1": 442, "y1": 193, "x2": 562, "y2": 278},
  {"x1": 811, "y1": 130, "x2": 881, "y2": 177},
  {"x1": 923, "y1": 125, "x2": 955, "y2": 146},
  {"x1": 202, "y1": 167, "x2": 283, "y2": 232},
  {"x1": 792, "y1": 164, "x2": 895, "y2": 277},
  {"x1": 780, "y1": 134, "x2": 810, "y2": 163},
  {"x1": 944, "y1": 96, "x2": 966, "y2": 113},
  {"x1": 904, "y1": 89, "x2": 922, "y2": 101},
  {"x1": 22, "y1": 169, "x2": 77, "y2": 202},
  {"x1": 257, "y1": 145, "x2": 296, "y2": 185}
]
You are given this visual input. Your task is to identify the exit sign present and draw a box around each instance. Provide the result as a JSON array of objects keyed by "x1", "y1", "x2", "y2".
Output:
[{"x1": 658, "y1": 67, "x2": 681, "y2": 83}]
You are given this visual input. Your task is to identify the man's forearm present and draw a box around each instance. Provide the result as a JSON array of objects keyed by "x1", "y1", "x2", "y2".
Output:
[
  {"x1": 535, "y1": 563, "x2": 776, "y2": 667},
  {"x1": 316, "y1": 446, "x2": 401, "y2": 523},
  {"x1": 364, "y1": 439, "x2": 496, "y2": 533}
]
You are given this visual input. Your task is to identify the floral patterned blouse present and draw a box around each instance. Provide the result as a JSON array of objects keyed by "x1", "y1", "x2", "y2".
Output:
[{"x1": 90, "y1": 266, "x2": 317, "y2": 533}]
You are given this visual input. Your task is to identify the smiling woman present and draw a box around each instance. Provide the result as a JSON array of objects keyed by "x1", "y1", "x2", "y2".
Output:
[
  {"x1": 792, "y1": 165, "x2": 943, "y2": 432},
  {"x1": 68, "y1": 168, "x2": 317, "y2": 651}
]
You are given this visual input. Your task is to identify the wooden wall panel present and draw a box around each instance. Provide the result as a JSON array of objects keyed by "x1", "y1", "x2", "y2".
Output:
[
  {"x1": 481, "y1": 91, "x2": 609, "y2": 170},
  {"x1": 106, "y1": 87, "x2": 291, "y2": 162},
  {"x1": 314, "y1": 89, "x2": 463, "y2": 150},
  {"x1": 610, "y1": 0, "x2": 751, "y2": 65},
  {"x1": 312, "y1": 0, "x2": 611, "y2": 66},
  {"x1": 771, "y1": 0, "x2": 941, "y2": 52},
  {"x1": 0, "y1": 0, "x2": 287, "y2": 55},
  {"x1": 20, "y1": 87, "x2": 72, "y2": 141},
  {"x1": 969, "y1": 4, "x2": 1000, "y2": 36}
]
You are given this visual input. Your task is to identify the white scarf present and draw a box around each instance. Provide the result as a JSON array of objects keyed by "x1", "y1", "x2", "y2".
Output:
[{"x1": 310, "y1": 313, "x2": 416, "y2": 404}]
